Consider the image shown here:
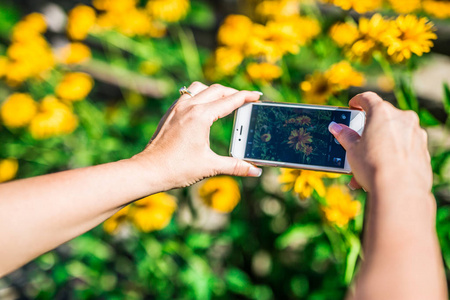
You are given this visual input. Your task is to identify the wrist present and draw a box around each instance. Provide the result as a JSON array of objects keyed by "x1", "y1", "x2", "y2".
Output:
[{"x1": 121, "y1": 154, "x2": 169, "y2": 198}]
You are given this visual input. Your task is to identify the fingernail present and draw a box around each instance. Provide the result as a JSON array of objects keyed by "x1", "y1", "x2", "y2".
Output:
[
  {"x1": 328, "y1": 121, "x2": 343, "y2": 135},
  {"x1": 348, "y1": 183, "x2": 356, "y2": 191},
  {"x1": 248, "y1": 166, "x2": 262, "y2": 177},
  {"x1": 252, "y1": 91, "x2": 264, "y2": 96}
]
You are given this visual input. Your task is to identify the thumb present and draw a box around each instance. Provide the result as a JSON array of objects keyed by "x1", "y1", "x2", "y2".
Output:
[
  {"x1": 328, "y1": 121, "x2": 361, "y2": 151},
  {"x1": 215, "y1": 156, "x2": 263, "y2": 177}
]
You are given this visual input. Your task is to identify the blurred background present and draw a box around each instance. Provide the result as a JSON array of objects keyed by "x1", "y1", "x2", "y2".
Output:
[{"x1": 0, "y1": 0, "x2": 449, "y2": 299}]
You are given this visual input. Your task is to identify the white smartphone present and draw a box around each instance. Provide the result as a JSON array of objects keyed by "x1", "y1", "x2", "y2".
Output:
[{"x1": 230, "y1": 102, "x2": 365, "y2": 173}]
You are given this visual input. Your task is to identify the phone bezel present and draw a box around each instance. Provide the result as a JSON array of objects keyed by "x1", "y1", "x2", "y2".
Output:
[{"x1": 230, "y1": 101, "x2": 365, "y2": 174}]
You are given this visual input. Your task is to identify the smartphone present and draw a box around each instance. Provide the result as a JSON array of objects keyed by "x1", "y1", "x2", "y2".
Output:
[{"x1": 230, "y1": 102, "x2": 365, "y2": 173}]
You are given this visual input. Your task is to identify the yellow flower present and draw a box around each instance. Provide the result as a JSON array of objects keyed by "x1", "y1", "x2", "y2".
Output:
[
  {"x1": 139, "y1": 60, "x2": 161, "y2": 75},
  {"x1": 11, "y1": 13, "x2": 47, "y2": 42},
  {"x1": 93, "y1": 0, "x2": 137, "y2": 12},
  {"x1": 322, "y1": 185, "x2": 360, "y2": 227},
  {"x1": 246, "y1": 16, "x2": 320, "y2": 63},
  {"x1": 326, "y1": 61, "x2": 365, "y2": 90},
  {"x1": 329, "y1": 22, "x2": 359, "y2": 48},
  {"x1": 55, "y1": 72, "x2": 94, "y2": 101},
  {"x1": 0, "y1": 56, "x2": 9, "y2": 78},
  {"x1": 131, "y1": 193, "x2": 177, "y2": 232},
  {"x1": 58, "y1": 43, "x2": 92, "y2": 64},
  {"x1": 146, "y1": 0, "x2": 190, "y2": 23},
  {"x1": 5, "y1": 35, "x2": 55, "y2": 84},
  {"x1": 0, "y1": 158, "x2": 19, "y2": 183},
  {"x1": 0, "y1": 93, "x2": 37, "y2": 128},
  {"x1": 387, "y1": 0, "x2": 421, "y2": 14},
  {"x1": 348, "y1": 13, "x2": 390, "y2": 62},
  {"x1": 324, "y1": 0, "x2": 382, "y2": 14},
  {"x1": 198, "y1": 176, "x2": 241, "y2": 213},
  {"x1": 279, "y1": 168, "x2": 340, "y2": 199},
  {"x1": 383, "y1": 15, "x2": 437, "y2": 63},
  {"x1": 113, "y1": 8, "x2": 153, "y2": 36},
  {"x1": 247, "y1": 62, "x2": 282, "y2": 82},
  {"x1": 217, "y1": 15, "x2": 253, "y2": 49},
  {"x1": 214, "y1": 47, "x2": 244, "y2": 76},
  {"x1": 29, "y1": 96, "x2": 78, "y2": 139},
  {"x1": 103, "y1": 206, "x2": 130, "y2": 234},
  {"x1": 256, "y1": 0, "x2": 301, "y2": 20},
  {"x1": 288, "y1": 128, "x2": 313, "y2": 151},
  {"x1": 300, "y1": 71, "x2": 334, "y2": 104},
  {"x1": 423, "y1": 0, "x2": 450, "y2": 19},
  {"x1": 67, "y1": 5, "x2": 96, "y2": 40}
]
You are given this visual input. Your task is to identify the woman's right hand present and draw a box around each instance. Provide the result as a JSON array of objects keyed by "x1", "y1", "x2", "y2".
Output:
[{"x1": 329, "y1": 92, "x2": 432, "y2": 196}]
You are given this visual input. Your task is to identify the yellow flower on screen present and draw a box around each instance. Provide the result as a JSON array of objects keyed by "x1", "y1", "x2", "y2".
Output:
[
  {"x1": 56, "y1": 72, "x2": 94, "y2": 101},
  {"x1": 146, "y1": 0, "x2": 190, "y2": 23},
  {"x1": 58, "y1": 43, "x2": 92, "y2": 64},
  {"x1": 67, "y1": 5, "x2": 97, "y2": 40},
  {"x1": 279, "y1": 169, "x2": 340, "y2": 199},
  {"x1": 329, "y1": 22, "x2": 359, "y2": 48},
  {"x1": 423, "y1": 0, "x2": 450, "y2": 19},
  {"x1": 131, "y1": 193, "x2": 177, "y2": 232},
  {"x1": 103, "y1": 205, "x2": 130, "y2": 234},
  {"x1": 0, "y1": 93, "x2": 37, "y2": 128},
  {"x1": 198, "y1": 176, "x2": 241, "y2": 213},
  {"x1": 0, "y1": 158, "x2": 19, "y2": 183},
  {"x1": 326, "y1": 61, "x2": 365, "y2": 90},
  {"x1": 383, "y1": 15, "x2": 437, "y2": 63},
  {"x1": 322, "y1": 185, "x2": 360, "y2": 227},
  {"x1": 217, "y1": 15, "x2": 253, "y2": 49},
  {"x1": 29, "y1": 96, "x2": 78, "y2": 139},
  {"x1": 247, "y1": 62, "x2": 282, "y2": 82}
]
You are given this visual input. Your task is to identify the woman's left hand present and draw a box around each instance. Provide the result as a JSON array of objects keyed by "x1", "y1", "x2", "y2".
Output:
[{"x1": 132, "y1": 82, "x2": 263, "y2": 191}]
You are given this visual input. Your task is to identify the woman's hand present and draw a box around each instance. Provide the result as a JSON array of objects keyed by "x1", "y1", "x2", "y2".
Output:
[
  {"x1": 329, "y1": 92, "x2": 432, "y2": 195},
  {"x1": 132, "y1": 82, "x2": 263, "y2": 192}
]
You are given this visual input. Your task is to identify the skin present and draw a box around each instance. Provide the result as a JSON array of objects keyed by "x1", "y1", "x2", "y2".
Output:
[
  {"x1": 0, "y1": 82, "x2": 263, "y2": 277},
  {"x1": 329, "y1": 92, "x2": 447, "y2": 300}
]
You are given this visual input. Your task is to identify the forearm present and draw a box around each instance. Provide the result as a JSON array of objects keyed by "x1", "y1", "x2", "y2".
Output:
[
  {"x1": 348, "y1": 178, "x2": 447, "y2": 300},
  {"x1": 0, "y1": 157, "x2": 160, "y2": 276}
]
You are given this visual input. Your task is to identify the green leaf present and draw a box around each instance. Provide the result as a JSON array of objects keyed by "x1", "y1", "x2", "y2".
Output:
[
  {"x1": 443, "y1": 83, "x2": 450, "y2": 115},
  {"x1": 398, "y1": 77, "x2": 419, "y2": 112},
  {"x1": 275, "y1": 224, "x2": 321, "y2": 249},
  {"x1": 419, "y1": 109, "x2": 440, "y2": 127},
  {"x1": 225, "y1": 268, "x2": 253, "y2": 295}
]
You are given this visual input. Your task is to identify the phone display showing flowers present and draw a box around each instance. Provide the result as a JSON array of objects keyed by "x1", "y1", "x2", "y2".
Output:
[{"x1": 1, "y1": 0, "x2": 450, "y2": 299}]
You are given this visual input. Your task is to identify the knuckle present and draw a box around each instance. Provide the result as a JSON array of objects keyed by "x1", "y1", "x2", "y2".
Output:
[
  {"x1": 210, "y1": 83, "x2": 224, "y2": 90},
  {"x1": 360, "y1": 91, "x2": 379, "y2": 99},
  {"x1": 189, "y1": 81, "x2": 206, "y2": 90},
  {"x1": 404, "y1": 110, "x2": 419, "y2": 124}
]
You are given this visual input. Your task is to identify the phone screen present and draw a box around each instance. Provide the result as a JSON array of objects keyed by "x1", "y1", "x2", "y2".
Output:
[{"x1": 244, "y1": 105, "x2": 350, "y2": 169}]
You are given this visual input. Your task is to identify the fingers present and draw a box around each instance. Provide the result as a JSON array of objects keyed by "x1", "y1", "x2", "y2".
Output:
[
  {"x1": 328, "y1": 122, "x2": 361, "y2": 151},
  {"x1": 348, "y1": 177, "x2": 362, "y2": 191},
  {"x1": 191, "y1": 83, "x2": 239, "y2": 104},
  {"x1": 215, "y1": 156, "x2": 262, "y2": 177},
  {"x1": 349, "y1": 92, "x2": 384, "y2": 113},
  {"x1": 208, "y1": 91, "x2": 262, "y2": 122},
  {"x1": 179, "y1": 81, "x2": 209, "y2": 101}
]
